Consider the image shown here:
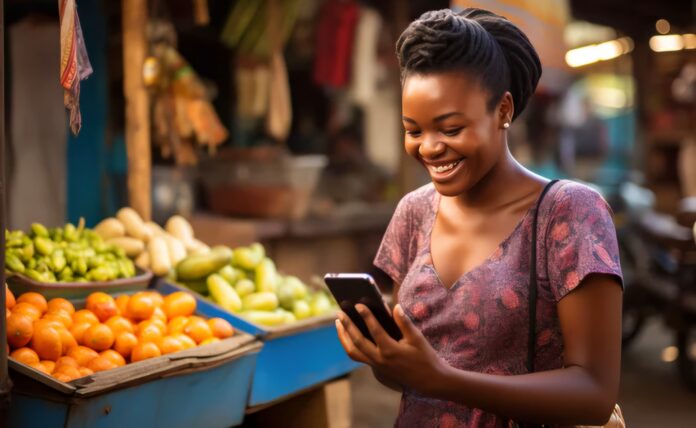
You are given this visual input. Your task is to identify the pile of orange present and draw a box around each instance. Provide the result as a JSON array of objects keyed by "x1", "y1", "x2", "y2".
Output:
[{"x1": 5, "y1": 286, "x2": 235, "y2": 383}]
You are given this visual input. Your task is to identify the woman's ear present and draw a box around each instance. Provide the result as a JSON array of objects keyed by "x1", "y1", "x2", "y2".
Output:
[{"x1": 498, "y1": 92, "x2": 514, "y2": 128}]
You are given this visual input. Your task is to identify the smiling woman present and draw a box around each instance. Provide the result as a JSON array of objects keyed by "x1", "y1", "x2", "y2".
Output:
[{"x1": 335, "y1": 8, "x2": 625, "y2": 428}]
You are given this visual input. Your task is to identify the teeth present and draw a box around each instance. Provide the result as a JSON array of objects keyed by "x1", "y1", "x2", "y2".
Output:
[{"x1": 433, "y1": 161, "x2": 459, "y2": 173}]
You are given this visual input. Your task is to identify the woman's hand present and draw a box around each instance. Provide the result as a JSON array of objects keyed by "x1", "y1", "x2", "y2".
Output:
[{"x1": 335, "y1": 304, "x2": 449, "y2": 396}]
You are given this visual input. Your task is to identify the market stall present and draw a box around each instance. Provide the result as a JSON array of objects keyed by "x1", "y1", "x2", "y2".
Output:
[{"x1": 0, "y1": 0, "x2": 376, "y2": 426}]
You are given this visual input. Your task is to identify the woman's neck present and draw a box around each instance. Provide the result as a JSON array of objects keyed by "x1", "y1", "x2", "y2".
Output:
[{"x1": 450, "y1": 146, "x2": 541, "y2": 213}]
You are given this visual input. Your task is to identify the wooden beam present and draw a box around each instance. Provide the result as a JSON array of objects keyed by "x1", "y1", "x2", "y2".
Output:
[{"x1": 122, "y1": 0, "x2": 151, "y2": 220}]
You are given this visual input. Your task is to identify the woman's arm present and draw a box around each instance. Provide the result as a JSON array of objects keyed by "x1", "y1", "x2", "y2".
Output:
[
  {"x1": 338, "y1": 274, "x2": 622, "y2": 426},
  {"x1": 432, "y1": 274, "x2": 622, "y2": 425}
]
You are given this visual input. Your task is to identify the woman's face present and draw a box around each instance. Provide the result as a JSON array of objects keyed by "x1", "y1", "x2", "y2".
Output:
[{"x1": 401, "y1": 71, "x2": 511, "y2": 197}]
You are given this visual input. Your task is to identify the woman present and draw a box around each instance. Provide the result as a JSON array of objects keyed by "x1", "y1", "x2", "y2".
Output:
[{"x1": 335, "y1": 8, "x2": 623, "y2": 427}]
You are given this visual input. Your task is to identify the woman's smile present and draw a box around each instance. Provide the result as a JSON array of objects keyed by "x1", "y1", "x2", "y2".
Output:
[{"x1": 423, "y1": 158, "x2": 466, "y2": 182}]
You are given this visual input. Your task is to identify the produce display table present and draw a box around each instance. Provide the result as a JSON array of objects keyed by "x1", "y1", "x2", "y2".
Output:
[
  {"x1": 6, "y1": 287, "x2": 262, "y2": 428},
  {"x1": 156, "y1": 281, "x2": 362, "y2": 408}
]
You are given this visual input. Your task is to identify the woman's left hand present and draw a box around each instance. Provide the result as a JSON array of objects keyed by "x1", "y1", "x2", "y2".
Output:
[{"x1": 336, "y1": 304, "x2": 449, "y2": 396}]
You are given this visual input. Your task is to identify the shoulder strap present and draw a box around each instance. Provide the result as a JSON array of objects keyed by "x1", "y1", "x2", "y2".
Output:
[{"x1": 527, "y1": 179, "x2": 560, "y2": 373}]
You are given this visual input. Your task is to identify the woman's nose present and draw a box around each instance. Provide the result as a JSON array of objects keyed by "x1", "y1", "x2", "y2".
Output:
[{"x1": 419, "y1": 134, "x2": 446, "y2": 158}]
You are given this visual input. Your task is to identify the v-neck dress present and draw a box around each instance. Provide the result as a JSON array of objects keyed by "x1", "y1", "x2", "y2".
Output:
[{"x1": 373, "y1": 180, "x2": 623, "y2": 428}]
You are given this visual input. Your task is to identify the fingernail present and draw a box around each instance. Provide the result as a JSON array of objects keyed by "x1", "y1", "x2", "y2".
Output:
[
  {"x1": 396, "y1": 305, "x2": 404, "y2": 316},
  {"x1": 355, "y1": 304, "x2": 365, "y2": 314}
]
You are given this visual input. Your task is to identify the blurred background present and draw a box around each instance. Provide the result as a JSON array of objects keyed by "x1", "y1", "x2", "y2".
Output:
[{"x1": 4, "y1": 0, "x2": 696, "y2": 426}]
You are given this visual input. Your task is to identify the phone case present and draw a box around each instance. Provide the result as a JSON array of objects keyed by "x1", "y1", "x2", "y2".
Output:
[{"x1": 324, "y1": 273, "x2": 403, "y2": 343}]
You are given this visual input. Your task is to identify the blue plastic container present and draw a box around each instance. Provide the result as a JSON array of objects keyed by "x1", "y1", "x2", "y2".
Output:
[
  {"x1": 7, "y1": 288, "x2": 262, "y2": 428},
  {"x1": 156, "y1": 281, "x2": 362, "y2": 408}
]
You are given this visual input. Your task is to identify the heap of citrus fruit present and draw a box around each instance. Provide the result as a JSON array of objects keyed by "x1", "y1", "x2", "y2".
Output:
[{"x1": 5, "y1": 286, "x2": 235, "y2": 382}]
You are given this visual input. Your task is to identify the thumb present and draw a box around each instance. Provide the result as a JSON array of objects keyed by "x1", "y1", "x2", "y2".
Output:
[{"x1": 393, "y1": 304, "x2": 424, "y2": 343}]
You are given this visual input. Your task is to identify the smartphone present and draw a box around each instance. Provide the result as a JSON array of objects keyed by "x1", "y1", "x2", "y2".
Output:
[{"x1": 323, "y1": 273, "x2": 402, "y2": 343}]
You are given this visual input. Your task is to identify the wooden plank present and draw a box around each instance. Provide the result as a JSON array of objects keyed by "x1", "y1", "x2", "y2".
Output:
[{"x1": 122, "y1": 0, "x2": 151, "y2": 220}]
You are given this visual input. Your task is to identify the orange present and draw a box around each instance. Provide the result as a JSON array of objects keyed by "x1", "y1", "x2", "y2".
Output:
[
  {"x1": 137, "y1": 319, "x2": 166, "y2": 335},
  {"x1": 156, "y1": 336, "x2": 185, "y2": 355},
  {"x1": 70, "y1": 322, "x2": 92, "y2": 346},
  {"x1": 10, "y1": 347, "x2": 40, "y2": 365},
  {"x1": 130, "y1": 342, "x2": 161, "y2": 362},
  {"x1": 86, "y1": 292, "x2": 118, "y2": 322},
  {"x1": 55, "y1": 365, "x2": 82, "y2": 380},
  {"x1": 67, "y1": 346, "x2": 99, "y2": 366},
  {"x1": 184, "y1": 318, "x2": 213, "y2": 344},
  {"x1": 41, "y1": 360, "x2": 56, "y2": 374},
  {"x1": 29, "y1": 361, "x2": 51, "y2": 374},
  {"x1": 105, "y1": 316, "x2": 134, "y2": 336},
  {"x1": 144, "y1": 291, "x2": 164, "y2": 308},
  {"x1": 53, "y1": 372, "x2": 73, "y2": 382},
  {"x1": 137, "y1": 324, "x2": 163, "y2": 344},
  {"x1": 162, "y1": 291, "x2": 196, "y2": 319},
  {"x1": 33, "y1": 317, "x2": 64, "y2": 331},
  {"x1": 127, "y1": 292, "x2": 156, "y2": 321},
  {"x1": 113, "y1": 332, "x2": 138, "y2": 359},
  {"x1": 200, "y1": 337, "x2": 221, "y2": 346},
  {"x1": 100, "y1": 349, "x2": 126, "y2": 367},
  {"x1": 55, "y1": 356, "x2": 79, "y2": 370},
  {"x1": 115, "y1": 294, "x2": 130, "y2": 316},
  {"x1": 6, "y1": 308, "x2": 10, "y2": 319},
  {"x1": 12, "y1": 302, "x2": 42, "y2": 321},
  {"x1": 151, "y1": 306, "x2": 167, "y2": 323},
  {"x1": 86, "y1": 356, "x2": 117, "y2": 373},
  {"x1": 73, "y1": 309, "x2": 99, "y2": 326},
  {"x1": 17, "y1": 292, "x2": 47, "y2": 314},
  {"x1": 208, "y1": 318, "x2": 234, "y2": 339},
  {"x1": 82, "y1": 324, "x2": 115, "y2": 351},
  {"x1": 78, "y1": 366, "x2": 94, "y2": 377},
  {"x1": 6, "y1": 286, "x2": 16, "y2": 309},
  {"x1": 31, "y1": 323, "x2": 63, "y2": 360},
  {"x1": 43, "y1": 310, "x2": 73, "y2": 329},
  {"x1": 7, "y1": 313, "x2": 34, "y2": 348},
  {"x1": 47, "y1": 298, "x2": 75, "y2": 315},
  {"x1": 174, "y1": 334, "x2": 197, "y2": 350},
  {"x1": 167, "y1": 316, "x2": 189, "y2": 335},
  {"x1": 59, "y1": 328, "x2": 78, "y2": 353}
]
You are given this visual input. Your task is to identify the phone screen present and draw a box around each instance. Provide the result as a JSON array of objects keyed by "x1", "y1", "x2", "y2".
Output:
[{"x1": 324, "y1": 273, "x2": 402, "y2": 343}]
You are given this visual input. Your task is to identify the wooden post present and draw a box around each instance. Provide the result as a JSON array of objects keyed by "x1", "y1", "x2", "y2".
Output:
[{"x1": 122, "y1": 0, "x2": 151, "y2": 220}]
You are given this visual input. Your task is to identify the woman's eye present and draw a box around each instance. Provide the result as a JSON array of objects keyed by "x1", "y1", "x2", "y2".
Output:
[
  {"x1": 405, "y1": 130, "x2": 422, "y2": 137},
  {"x1": 442, "y1": 128, "x2": 463, "y2": 137}
]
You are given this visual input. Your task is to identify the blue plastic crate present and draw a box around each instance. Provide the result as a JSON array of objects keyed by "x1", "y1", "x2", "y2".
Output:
[
  {"x1": 156, "y1": 281, "x2": 362, "y2": 407},
  {"x1": 7, "y1": 287, "x2": 262, "y2": 428}
]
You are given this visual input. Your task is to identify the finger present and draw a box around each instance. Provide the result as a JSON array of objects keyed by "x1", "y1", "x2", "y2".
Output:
[
  {"x1": 339, "y1": 310, "x2": 380, "y2": 362},
  {"x1": 393, "y1": 304, "x2": 426, "y2": 344},
  {"x1": 355, "y1": 304, "x2": 397, "y2": 349},
  {"x1": 335, "y1": 319, "x2": 371, "y2": 364}
]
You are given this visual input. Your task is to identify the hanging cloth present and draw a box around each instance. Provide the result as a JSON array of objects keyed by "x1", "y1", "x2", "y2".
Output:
[
  {"x1": 313, "y1": 0, "x2": 359, "y2": 88},
  {"x1": 59, "y1": 0, "x2": 93, "y2": 135}
]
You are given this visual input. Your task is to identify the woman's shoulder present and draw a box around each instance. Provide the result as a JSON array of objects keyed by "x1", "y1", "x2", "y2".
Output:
[{"x1": 545, "y1": 179, "x2": 611, "y2": 214}]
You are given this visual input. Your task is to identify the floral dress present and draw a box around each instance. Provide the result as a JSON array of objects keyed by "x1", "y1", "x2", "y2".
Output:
[{"x1": 374, "y1": 180, "x2": 623, "y2": 427}]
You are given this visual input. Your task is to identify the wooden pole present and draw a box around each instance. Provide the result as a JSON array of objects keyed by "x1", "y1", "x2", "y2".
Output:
[
  {"x1": 0, "y1": 0, "x2": 11, "y2": 411},
  {"x1": 122, "y1": 0, "x2": 151, "y2": 220}
]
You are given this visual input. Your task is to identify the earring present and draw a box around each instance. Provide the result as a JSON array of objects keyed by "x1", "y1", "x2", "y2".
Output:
[{"x1": 503, "y1": 122, "x2": 510, "y2": 129}]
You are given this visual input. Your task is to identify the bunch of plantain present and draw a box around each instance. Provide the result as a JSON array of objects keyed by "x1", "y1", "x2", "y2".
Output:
[
  {"x1": 175, "y1": 242, "x2": 338, "y2": 326},
  {"x1": 5, "y1": 220, "x2": 136, "y2": 283},
  {"x1": 92, "y1": 208, "x2": 209, "y2": 277}
]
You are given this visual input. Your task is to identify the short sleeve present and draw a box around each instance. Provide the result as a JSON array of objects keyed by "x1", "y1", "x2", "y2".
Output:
[
  {"x1": 543, "y1": 182, "x2": 623, "y2": 301},
  {"x1": 374, "y1": 194, "x2": 419, "y2": 285}
]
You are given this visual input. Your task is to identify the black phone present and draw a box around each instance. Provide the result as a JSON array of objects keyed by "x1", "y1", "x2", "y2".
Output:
[{"x1": 323, "y1": 273, "x2": 402, "y2": 343}]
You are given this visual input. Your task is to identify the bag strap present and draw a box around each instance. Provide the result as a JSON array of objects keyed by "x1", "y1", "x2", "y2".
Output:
[{"x1": 527, "y1": 179, "x2": 559, "y2": 373}]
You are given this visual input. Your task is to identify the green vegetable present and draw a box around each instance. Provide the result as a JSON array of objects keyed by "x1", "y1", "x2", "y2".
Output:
[
  {"x1": 239, "y1": 310, "x2": 287, "y2": 327},
  {"x1": 292, "y1": 300, "x2": 311, "y2": 320},
  {"x1": 254, "y1": 258, "x2": 277, "y2": 293},
  {"x1": 234, "y1": 278, "x2": 256, "y2": 297},
  {"x1": 177, "y1": 247, "x2": 233, "y2": 280},
  {"x1": 31, "y1": 223, "x2": 49, "y2": 238},
  {"x1": 5, "y1": 253, "x2": 25, "y2": 273},
  {"x1": 34, "y1": 237, "x2": 54, "y2": 256},
  {"x1": 207, "y1": 274, "x2": 242, "y2": 313},
  {"x1": 242, "y1": 291, "x2": 279, "y2": 311}
]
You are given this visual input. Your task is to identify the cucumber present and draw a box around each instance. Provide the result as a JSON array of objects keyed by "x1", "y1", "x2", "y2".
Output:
[
  {"x1": 208, "y1": 274, "x2": 242, "y2": 313},
  {"x1": 242, "y1": 291, "x2": 279, "y2": 311},
  {"x1": 239, "y1": 310, "x2": 287, "y2": 327},
  {"x1": 177, "y1": 246, "x2": 233, "y2": 280}
]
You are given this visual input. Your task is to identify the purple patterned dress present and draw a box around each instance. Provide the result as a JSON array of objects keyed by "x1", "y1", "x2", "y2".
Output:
[{"x1": 374, "y1": 180, "x2": 623, "y2": 427}]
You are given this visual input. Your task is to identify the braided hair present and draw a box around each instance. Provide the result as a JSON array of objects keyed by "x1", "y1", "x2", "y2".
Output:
[{"x1": 396, "y1": 8, "x2": 542, "y2": 121}]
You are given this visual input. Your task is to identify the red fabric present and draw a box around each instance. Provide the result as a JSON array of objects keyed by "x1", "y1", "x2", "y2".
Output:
[{"x1": 313, "y1": 1, "x2": 359, "y2": 88}]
